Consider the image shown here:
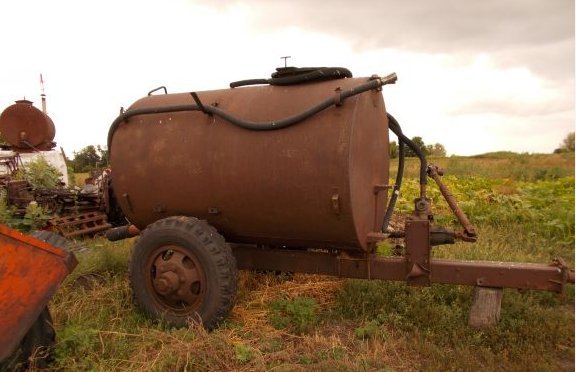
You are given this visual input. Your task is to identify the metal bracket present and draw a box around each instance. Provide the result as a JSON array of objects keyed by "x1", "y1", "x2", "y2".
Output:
[
  {"x1": 373, "y1": 184, "x2": 392, "y2": 194},
  {"x1": 331, "y1": 193, "x2": 340, "y2": 215},
  {"x1": 334, "y1": 87, "x2": 343, "y2": 106},
  {"x1": 404, "y1": 217, "x2": 431, "y2": 286},
  {"x1": 147, "y1": 86, "x2": 167, "y2": 96},
  {"x1": 190, "y1": 92, "x2": 211, "y2": 115}
]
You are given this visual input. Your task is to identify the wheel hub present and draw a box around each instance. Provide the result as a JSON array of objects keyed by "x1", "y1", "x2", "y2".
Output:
[
  {"x1": 149, "y1": 247, "x2": 204, "y2": 310},
  {"x1": 153, "y1": 271, "x2": 179, "y2": 295}
]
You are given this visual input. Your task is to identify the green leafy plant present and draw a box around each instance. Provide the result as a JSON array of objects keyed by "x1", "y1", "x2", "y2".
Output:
[
  {"x1": 0, "y1": 196, "x2": 14, "y2": 225},
  {"x1": 15, "y1": 156, "x2": 62, "y2": 190},
  {"x1": 20, "y1": 201, "x2": 52, "y2": 232},
  {"x1": 354, "y1": 320, "x2": 388, "y2": 340},
  {"x1": 269, "y1": 295, "x2": 318, "y2": 334},
  {"x1": 234, "y1": 343, "x2": 253, "y2": 363},
  {"x1": 0, "y1": 197, "x2": 50, "y2": 232}
]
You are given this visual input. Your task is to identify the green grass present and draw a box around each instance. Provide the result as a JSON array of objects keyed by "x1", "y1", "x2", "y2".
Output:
[
  {"x1": 393, "y1": 154, "x2": 574, "y2": 267},
  {"x1": 391, "y1": 152, "x2": 574, "y2": 181},
  {"x1": 39, "y1": 154, "x2": 575, "y2": 370},
  {"x1": 335, "y1": 280, "x2": 573, "y2": 370},
  {"x1": 269, "y1": 295, "x2": 319, "y2": 334}
]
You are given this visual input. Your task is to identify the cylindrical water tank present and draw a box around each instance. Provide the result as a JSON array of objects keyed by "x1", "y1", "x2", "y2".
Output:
[
  {"x1": 0, "y1": 100, "x2": 55, "y2": 150},
  {"x1": 109, "y1": 77, "x2": 389, "y2": 251}
]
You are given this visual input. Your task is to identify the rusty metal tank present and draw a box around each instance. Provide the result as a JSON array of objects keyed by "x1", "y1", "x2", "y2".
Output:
[
  {"x1": 109, "y1": 75, "x2": 390, "y2": 251},
  {"x1": 0, "y1": 100, "x2": 56, "y2": 150}
]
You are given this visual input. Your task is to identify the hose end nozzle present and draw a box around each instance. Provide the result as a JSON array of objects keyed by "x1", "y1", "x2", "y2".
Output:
[{"x1": 380, "y1": 72, "x2": 398, "y2": 85}]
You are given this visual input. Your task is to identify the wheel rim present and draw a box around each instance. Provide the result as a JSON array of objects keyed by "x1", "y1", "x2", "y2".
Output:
[{"x1": 144, "y1": 244, "x2": 206, "y2": 315}]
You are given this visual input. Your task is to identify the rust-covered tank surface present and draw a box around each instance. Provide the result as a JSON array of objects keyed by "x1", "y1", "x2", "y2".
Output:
[
  {"x1": 0, "y1": 100, "x2": 55, "y2": 150},
  {"x1": 109, "y1": 77, "x2": 389, "y2": 251}
]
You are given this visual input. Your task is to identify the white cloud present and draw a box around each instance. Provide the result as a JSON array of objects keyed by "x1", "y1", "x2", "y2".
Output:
[{"x1": 0, "y1": 0, "x2": 573, "y2": 156}]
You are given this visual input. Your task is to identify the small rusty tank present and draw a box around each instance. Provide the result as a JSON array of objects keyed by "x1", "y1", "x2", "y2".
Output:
[
  {"x1": 0, "y1": 100, "x2": 56, "y2": 150},
  {"x1": 109, "y1": 71, "x2": 390, "y2": 252}
]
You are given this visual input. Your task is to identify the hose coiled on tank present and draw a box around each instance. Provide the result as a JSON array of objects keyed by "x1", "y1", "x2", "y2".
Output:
[{"x1": 229, "y1": 67, "x2": 353, "y2": 88}]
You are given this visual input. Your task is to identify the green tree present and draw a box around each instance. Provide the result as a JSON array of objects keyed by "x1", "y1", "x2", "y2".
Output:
[
  {"x1": 389, "y1": 141, "x2": 399, "y2": 159},
  {"x1": 554, "y1": 132, "x2": 575, "y2": 153},
  {"x1": 405, "y1": 136, "x2": 428, "y2": 157},
  {"x1": 426, "y1": 143, "x2": 447, "y2": 157},
  {"x1": 72, "y1": 145, "x2": 109, "y2": 172},
  {"x1": 97, "y1": 145, "x2": 109, "y2": 165}
]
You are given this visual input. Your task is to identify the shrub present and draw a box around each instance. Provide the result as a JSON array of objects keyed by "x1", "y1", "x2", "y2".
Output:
[{"x1": 15, "y1": 156, "x2": 62, "y2": 190}]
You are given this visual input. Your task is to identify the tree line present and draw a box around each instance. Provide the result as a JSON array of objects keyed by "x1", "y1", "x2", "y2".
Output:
[
  {"x1": 554, "y1": 132, "x2": 574, "y2": 154},
  {"x1": 389, "y1": 136, "x2": 446, "y2": 158},
  {"x1": 69, "y1": 145, "x2": 109, "y2": 172}
]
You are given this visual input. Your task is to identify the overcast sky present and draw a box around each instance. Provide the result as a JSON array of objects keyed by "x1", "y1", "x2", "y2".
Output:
[{"x1": 0, "y1": 0, "x2": 573, "y2": 156}]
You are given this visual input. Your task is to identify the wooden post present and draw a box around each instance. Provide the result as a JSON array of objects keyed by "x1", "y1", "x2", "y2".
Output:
[{"x1": 468, "y1": 286, "x2": 503, "y2": 328}]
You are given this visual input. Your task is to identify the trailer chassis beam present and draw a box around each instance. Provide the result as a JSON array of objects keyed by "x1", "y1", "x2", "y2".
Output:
[{"x1": 231, "y1": 245, "x2": 574, "y2": 293}]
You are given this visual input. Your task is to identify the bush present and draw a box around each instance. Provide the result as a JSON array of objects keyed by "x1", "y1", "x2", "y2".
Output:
[{"x1": 15, "y1": 156, "x2": 62, "y2": 190}]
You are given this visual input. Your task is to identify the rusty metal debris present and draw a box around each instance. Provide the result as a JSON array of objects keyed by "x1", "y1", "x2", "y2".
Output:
[
  {"x1": 48, "y1": 211, "x2": 112, "y2": 238},
  {"x1": 1, "y1": 168, "x2": 117, "y2": 237},
  {"x1": 0, "y1": 226, "x2": 77, "y2": 363},
  {"x1": 0, "y1": 99, "x2": 123, "y2": 237}
]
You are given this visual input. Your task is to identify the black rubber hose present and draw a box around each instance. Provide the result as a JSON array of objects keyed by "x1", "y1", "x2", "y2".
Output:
[
  {"x1": 229, "y1": 78, "x2": 269, "y2": 88},
  {"x1": 270, "y1": 67, "x2": 352, "y2": 86},
  {"x1": 387, "y1": 113, "x2": 427, "y2": 190},
  {"x1": 230, "y1": 67, "x2": 353, "y2": 88},
  {"x1": 108, "y1": 78, "x2": 383, "y2": 151},
  {"x1": 381, "y1": 114, "x2": 405, "y2": 232}
]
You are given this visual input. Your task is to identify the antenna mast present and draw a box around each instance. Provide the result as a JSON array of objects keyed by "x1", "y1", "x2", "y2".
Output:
[
  {"x1": 280, "y1": 56, "x2": 291, "y2": 68},
  {"x1": 40, "y1": 73, "x2": 47, "y2": 114}
]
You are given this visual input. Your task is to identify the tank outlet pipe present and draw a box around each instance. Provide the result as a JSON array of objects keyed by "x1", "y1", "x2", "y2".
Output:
[
  {"x1": 105, "y1": 224, "x2": 140, "y2": 242},
  {"x1": 108, "y1": 73, "x2": 398, "y2": 153}
]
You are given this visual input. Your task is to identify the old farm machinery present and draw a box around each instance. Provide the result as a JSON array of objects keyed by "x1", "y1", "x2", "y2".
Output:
[
  {"x1": 104, "y1": 67, "x2": 574, "y2": 329},
  {"x1": 0, "y1": 99, "x2": 120, "y2": 238}
]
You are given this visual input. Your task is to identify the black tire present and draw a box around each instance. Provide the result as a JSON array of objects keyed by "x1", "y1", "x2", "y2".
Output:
[{"x1": 130, "y1": 216, "x2": 237, "y2": 329}]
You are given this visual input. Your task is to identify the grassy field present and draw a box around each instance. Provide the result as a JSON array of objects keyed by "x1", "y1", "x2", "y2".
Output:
[{"x1": 40, "y1": 153, "x2": 574, "y2": 371}]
